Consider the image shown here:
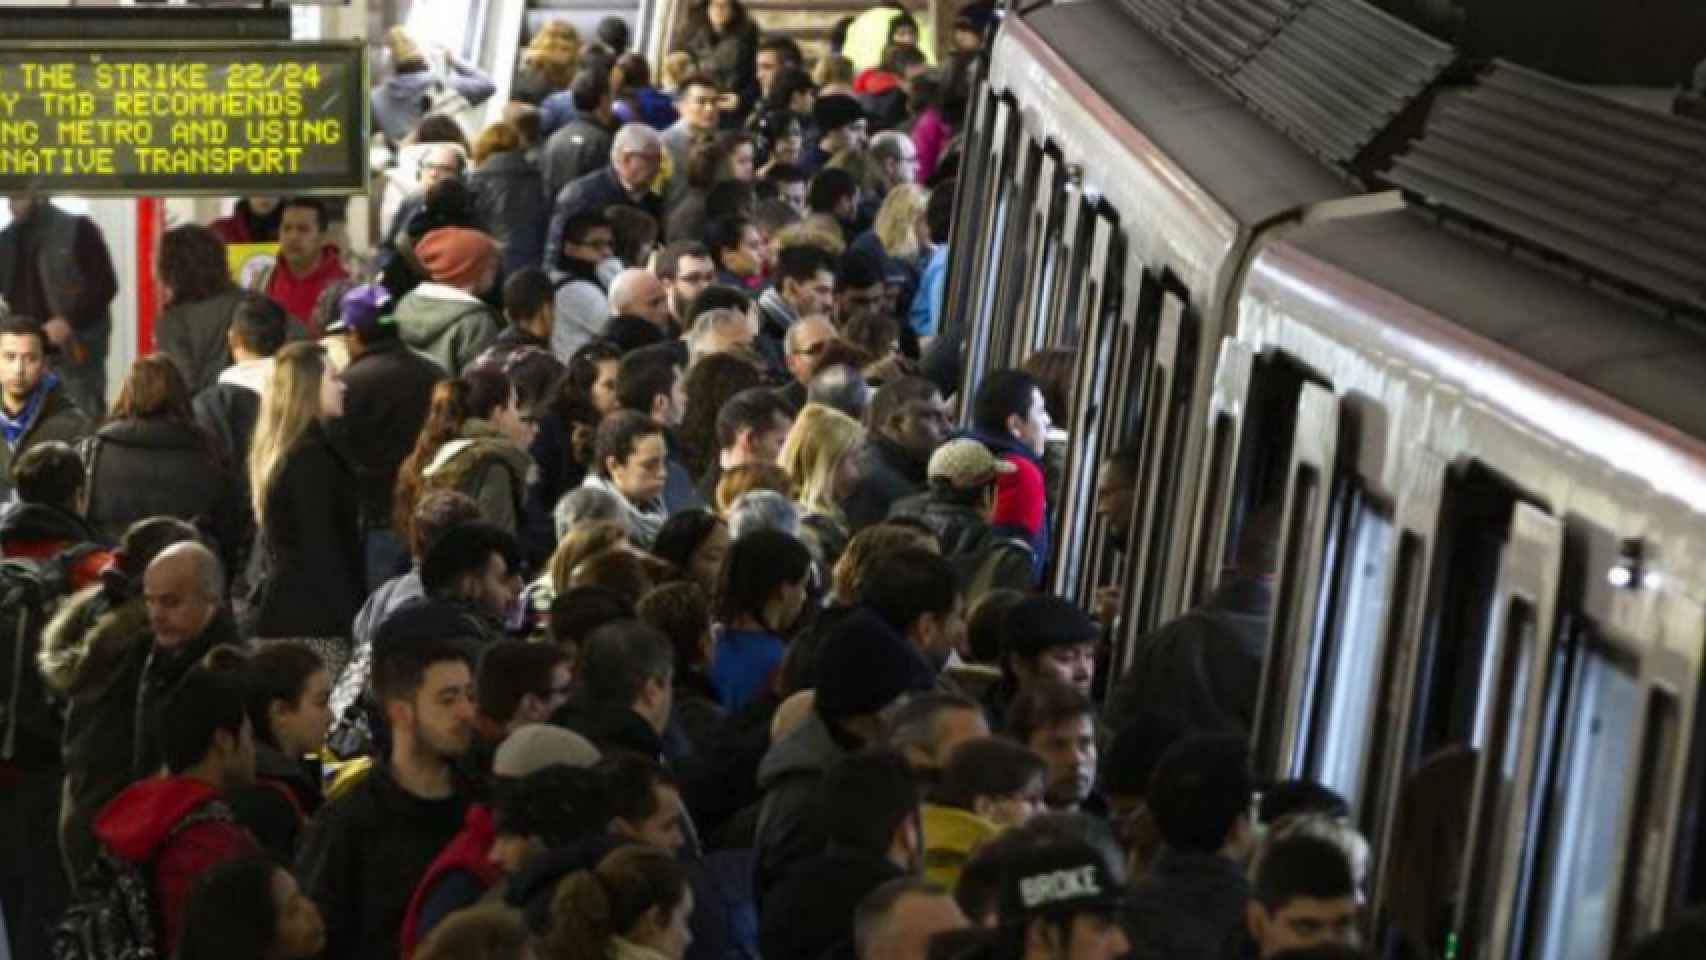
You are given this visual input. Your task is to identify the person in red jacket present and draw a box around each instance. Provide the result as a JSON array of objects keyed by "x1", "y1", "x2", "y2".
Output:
[
  {"x1": 92, "y1": 664, "x2": 259, "y2": 956},
  {"x1": 260, "y1": 197, "x2": 349, "y2": 333},
  {"x1": 400, "y1": 763, "x2": 608, "y2": 958}
]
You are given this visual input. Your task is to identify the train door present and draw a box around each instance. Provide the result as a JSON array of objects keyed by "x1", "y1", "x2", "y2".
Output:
[
  {"x1": 1364, "y1": 466, "x2": 1564, "y2": 960},
  {"x1": 1051, "y1": 211, "x2": 1124, "y2": 605},
  {"x1": 1518, "y1": 531, "x2": 1704, "y2": 958},
  {"x1": 1108, "y1": 275, "x2": 1199, "y2": 672},
  {"x1": 950, "y1": 90, "x2": 1024, "y2": 408}
]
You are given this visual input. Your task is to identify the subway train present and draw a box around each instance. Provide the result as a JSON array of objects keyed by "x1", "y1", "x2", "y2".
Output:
[{"x1": 938, "y1": 0, "x2": 1706, "y2": 956}]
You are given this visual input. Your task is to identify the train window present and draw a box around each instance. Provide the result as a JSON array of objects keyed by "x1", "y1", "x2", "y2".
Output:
[
  {"x1": 1126, "y1": 288, "x2": 1199, "y2": 637},
  {"x1": 1529, "y1": 635, "x2": 1640, "y2": 960},
  {"x1": 1052, "y1": 212, "x2": 1124, "y2": 601},
  {"x1": 959, "y1": 96, "x2": 1023, "y2": 402},
  {"x1": 1411, "y1": 464, "x2": 1519, "y2": 760},
  {"x1": 1017, "y1": 150, "x2": 1064, "y2": 361},
  {"x1": 1304, "y1": 489, "x2": 1395, "y2": 801},
  {"x1": 986, "y1": 132, "x2": 1045, "y2": 374}
]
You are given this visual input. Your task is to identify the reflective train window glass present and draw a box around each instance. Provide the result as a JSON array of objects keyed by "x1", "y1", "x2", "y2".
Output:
[
  {"x1": 1532, "y1": 644, "x2": 1639, "y2": 960},
  {"x1": 1308, "y1": 498, "x2": 1394, "y2": 799}
]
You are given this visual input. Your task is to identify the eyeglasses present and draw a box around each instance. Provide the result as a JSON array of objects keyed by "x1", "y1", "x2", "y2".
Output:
[{"x1": 795, "y1": 340, "x2": 829, "y2": 357}]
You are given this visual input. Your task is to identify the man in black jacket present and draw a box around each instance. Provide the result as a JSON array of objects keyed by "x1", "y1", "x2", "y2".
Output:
[
  {"x1": 192, "y1": 293, "x2": 288, "y2": 560},
  {"x1": 549, "y1": 619, "x2": 675, "y2": 761},
  {"x1": 886, "y1": 438, "x2": 1035, "y2": 602},
  {"x1": 842, "y1": 376, "x2": 950, "y2": 532},
  {"x1": 1123, "y1": 735, "x2": 1257, "y2": 960},
  {"x1": 544, "y1": 123, "x2": 665, "y2": 272},
  {"x1": 1103, "y1": 502, "x2": 1280, "y2": 740},
  {"x1": 297, "y1": 610, "x2": 479, "y2": 960},
  {"x1": 542, "y1": 68, "x2": 617, "y2": 200},
  {"x1": 325, "y1": 284, "x2": 442, "y2": 587},
  {"x1": 760, "y1": 749, "x2": 924, "y2": 960}
]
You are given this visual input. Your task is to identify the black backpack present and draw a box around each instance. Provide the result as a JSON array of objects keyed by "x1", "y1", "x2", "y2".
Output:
[
  {"x1": 0, "y1": 544, "x2": 103, "y2": 768},
  {"x1": 53, "y1": 801, "x2": 234, "y2": 960}
]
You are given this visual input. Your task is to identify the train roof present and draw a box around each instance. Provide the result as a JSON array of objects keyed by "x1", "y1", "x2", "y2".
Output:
[
  {"x1": 1013, "y1": 0, "x2": 1350, "y2": 227},
  {"x1": 1274, "y1": 207, "x2": 1706, "y2": 449}
]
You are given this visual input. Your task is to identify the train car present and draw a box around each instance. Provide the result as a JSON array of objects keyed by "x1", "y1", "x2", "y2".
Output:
[{"x1": 945, "y1": 0, "x2": 1706, "y2": 955}]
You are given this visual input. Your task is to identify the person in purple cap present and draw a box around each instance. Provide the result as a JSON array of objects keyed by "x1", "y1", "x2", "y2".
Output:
[{"x1": 325, "y1": 283, "x2": 445, "y2": 586}]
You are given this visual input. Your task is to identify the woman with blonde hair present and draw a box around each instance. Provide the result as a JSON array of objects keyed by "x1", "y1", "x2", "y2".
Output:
[
  {"x1": 248, "y1": 342, "x2": 363, "y2": 679},
  {"x1": 713, "y1": 462, "x2": 793, "y2": 515},
  {"x1": 853, "y1": 182, "x2": 931, "y2": 318},
  {"x1": 777, "y1": 402, "x2": 863, "y2": 570},
  {"x1": 517, "y1": 20, "x2": 583, "y2": 103},
  {"x1": 543, "y1": 845, "x2": 693, "y2": 960}
]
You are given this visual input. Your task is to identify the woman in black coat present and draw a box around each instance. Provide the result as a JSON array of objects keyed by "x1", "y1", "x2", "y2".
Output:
[
  {"x1": 673, "y1": 0, "x2": 760, "y2": 97},
  {"x1": 469, "y1": 123, "x2": 549, "y2": 275},
  {"x1": 248, "y1": 341, "x2": 365, "y2": 681},
  {"x1": 83, "y1": 354, "x2": 242, "y2": 562}
]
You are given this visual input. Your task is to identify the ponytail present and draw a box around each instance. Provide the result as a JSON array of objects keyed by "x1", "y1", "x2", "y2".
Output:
[{"x1": 543, "y1": 847, "x2": 689, "y2": 960}]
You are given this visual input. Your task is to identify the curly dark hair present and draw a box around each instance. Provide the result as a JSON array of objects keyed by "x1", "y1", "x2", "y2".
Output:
[
  {"x1": 678, "y1": 352, "x2": 764, "y2": 477},
  {"x1": 158, "y1": 224, "x2": 235, "y2": 305}
]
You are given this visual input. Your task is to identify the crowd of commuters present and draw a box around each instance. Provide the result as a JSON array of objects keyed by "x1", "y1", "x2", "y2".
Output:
[{"x1": 0, "y1": 3, "x2": 1697, "y2": 960}]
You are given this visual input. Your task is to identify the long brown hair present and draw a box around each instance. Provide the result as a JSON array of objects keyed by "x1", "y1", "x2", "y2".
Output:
[
  {"x1": 392, "y1": 371, "x2": 512, "y2": 539},
  {"x1": 111, "y1": 354, "x2": 197, "y2": 427},
  {"x1": 543, "y1": 846, "x2": 689, "y2": 960}
]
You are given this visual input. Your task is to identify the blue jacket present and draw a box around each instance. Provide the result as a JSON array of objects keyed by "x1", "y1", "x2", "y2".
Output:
[
  {"x1": 909, "y1": 245, "x2": 948, "y2": 338},
  {"x1": 711, "y1": 628, "x2": 785, "y2": 712}
]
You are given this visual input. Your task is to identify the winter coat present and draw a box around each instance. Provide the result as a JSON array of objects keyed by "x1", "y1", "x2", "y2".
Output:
[
  {"x1": 472, "y1": 150, "x2": 550, "y2": 275},
  {"x1": 753, "y1": 709, "x2": 850, "y2": 902},
  {"x1": 542, "y1": 115, "x2": 616, "y2": 201},
  {"x1": 81, "y1": 418, "x2": 240, "y2": 561},
  {"x1": 1123, "y1": 848, "x2": 1255, "y2": 960},
  {"x1": 0, "y1": 374, "x2": 90, "y2": 502},
  {"x1": 1105, "y1": 575, "x2": 1273, "y2": 740},
  {"x1": 39, "y1": 586, "x2": 146, "y2": 880},
  {"x1": 614, "y1": 87, "x2": 679, "y2": 130},
  {"x1": 673, "y1": 20, "x2": 759, "y2": 96},
  {"x1": 886, "y1": 492, "x2": 1037, "y2": 598},
  {"x1": 546, "y1": 167, "x2": 665, "y2": 275},
  {"x1": 330, "y1": 337, "x2": 444, "y2": 532},
  {"x1": 395, "y1": 283, "x2": 502, "y2": 376},
  {"x1": 155, "y1": 287, "x2": 250, "y2": 394},
  {"x1": 371, "y1": 64, "x2": 497, "y2": 147},
  {"x1": 758, "y1": 849, "x2": 905, "y2": 960},
  {"x1": 840, "y1": 434, "x2": 928, "y2": 532},
  {"x1": 92, "y1": 777, "x2": 258, "y2": 956},
  {"x1": 252, "y1": 422, "x2": 365, "y2": 640},
  {"x1": 421, "y1": 420, "x2": 534, "y2": 535},
  {"x1": 297, "y1": 761, "x2": 475, "y2": 960},
  {"x1": 227, "y1": 741, "x2": 323, "y2": 863}
]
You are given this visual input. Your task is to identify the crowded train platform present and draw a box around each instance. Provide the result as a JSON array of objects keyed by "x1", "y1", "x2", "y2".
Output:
[{"x1": 2, "y1": 1, "x2": 1705, "y2": 958}]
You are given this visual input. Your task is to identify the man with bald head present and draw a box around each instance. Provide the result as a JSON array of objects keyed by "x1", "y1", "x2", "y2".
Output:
[
  {"x1": 609, "y1": 267, "x2": 673, "y2": 335},
  {"x1": 137, "y1": 541, "x2": 240, "y2": 777}
]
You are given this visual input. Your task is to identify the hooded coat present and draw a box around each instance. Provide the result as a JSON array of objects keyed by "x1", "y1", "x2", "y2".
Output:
[
  {"x1": 251, "y1": 422, "x2": 365, "y2": 641},
  {"x1": 421, "y1": 420, "x2": 534, "y2": 535},
  {"x1": 395, "y1": 283, "x2": 501, "y2": 375},
  {"x1": 370, "y1": 63, "x2": 497, "y2": 147},
  {"x1": 752, "y1": 709, "x2": 849, "y2": 903},
  {"x1": 259, "y1": 245, "x2": 350, "y2": 329},
  {"x1": 81, "y1": 418, "x2": 240, "y2": 561},
  {"x1": 92, "y1": 777, "x2": 257, "y2": 957}
]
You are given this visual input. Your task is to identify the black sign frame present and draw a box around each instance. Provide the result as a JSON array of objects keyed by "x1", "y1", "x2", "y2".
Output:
[{"x1": 0, "y1": 39, "x2": 368, "y2": 196}]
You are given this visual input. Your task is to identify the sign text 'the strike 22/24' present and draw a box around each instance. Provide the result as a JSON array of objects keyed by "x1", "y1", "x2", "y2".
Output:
[{"x1": 0, "y1": 42, "x2": 367, "y2": 195}]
